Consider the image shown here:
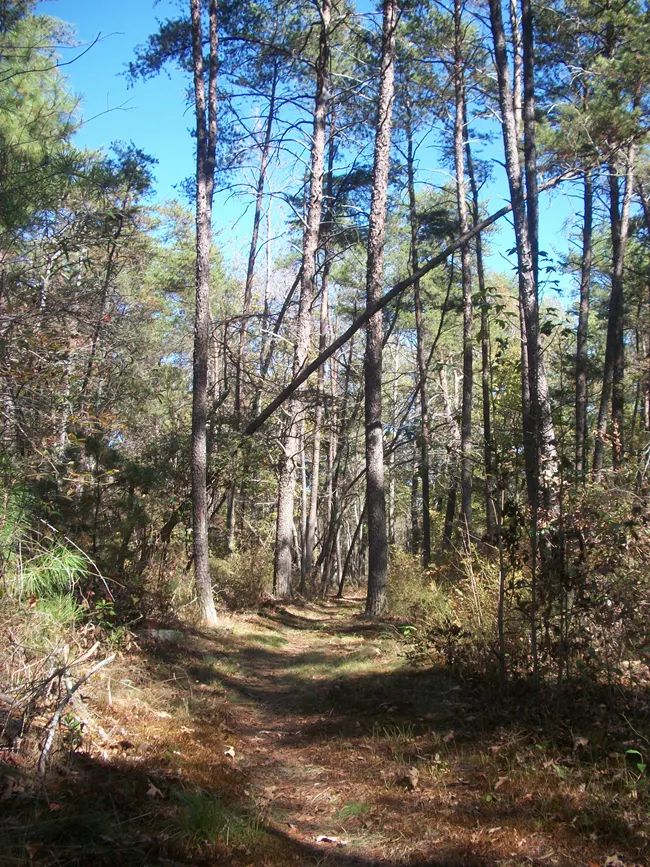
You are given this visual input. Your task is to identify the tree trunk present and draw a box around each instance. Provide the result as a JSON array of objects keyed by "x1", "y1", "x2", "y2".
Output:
[
  {"x1": 464, "y1": 107, "x2": 495, "y2": 538},
  {"x1": 388, "y1": 341, "x2": 399, "y2": 547},
  {"x1": 234, "y1": 66, "x2": 277, "y2": 426},
  {"x1": 593, "y1": 149, "x2": 635, "y2": 476},
  {"x1": 454, "y1": 0, "x2": 473, "y2": 545},
  {"x1": 405, "y1": 91, "x2": 431, "y2": 565},
  {"x1": 190, "y1": 0, "x2": 219, "y2": 626},
  {"x1": 575, "y1": 171, "x2": 592, "y2": 478},
  {"x1": 304, "y1": 120, "x2": 336, "y2": 588},
  {"x1": 364, "y1": 0, "x2": 398, "y2": 617},
  {"x1": 303, "y1": 273, "x2": 329, "y2": 588},
  {"x1": 440, "y1": 363, "x2": 460, "y2": 549},
  {"x1": 274, "y1": 0, "x2": 331, "y2": 597},
  {"x1": 487, "y1": 0, "x2": 558, "y2": 512},
  {"x1": 227, "y1": 66, "x2": 277, "y2": 553},
  {"x1": 509, "y1": 0, "x2": 522, "y2": 140}
]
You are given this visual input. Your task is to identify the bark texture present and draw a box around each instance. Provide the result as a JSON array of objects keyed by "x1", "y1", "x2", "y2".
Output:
[
  {"x1": 274, "y1": 0, "x2": 331, "y2": 597},
  {"x1": 454, "y1": 0, "x2": 473, "y2": 543},
  {"x1": 575, "y1": 171, "x2": 592, "y2": 478},
  {"x1": 364, "y1": 0, "x2": 398, "y2": 617},
  {"x1": 190, "y1": 0, "x2": 219, "y2": 626}
]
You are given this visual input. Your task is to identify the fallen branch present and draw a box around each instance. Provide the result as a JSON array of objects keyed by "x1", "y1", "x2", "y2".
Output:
[
  {"x1": 244, "y1": 203, "x2": 511, "y2": 436},
  {"x1": 38, "y1": 652, "x2": 115, "y2": 776},
  {"x1": 244, "y1": 171, "x2": 576, "y2": 437}
]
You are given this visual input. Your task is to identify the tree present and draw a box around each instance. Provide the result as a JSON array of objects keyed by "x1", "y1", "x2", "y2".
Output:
[
  {"x1": 364, "y1": 0, "x2": 398, "y2": 617},
  {"x1": 189, "y1": 0, "x2": 220, "y2": 626},
  {"x1": 273, "y1": 0, "x2": 332, "y2": 598},
  {"x1": 487, "y1": 0, "x2": 559, "y2": 515}
]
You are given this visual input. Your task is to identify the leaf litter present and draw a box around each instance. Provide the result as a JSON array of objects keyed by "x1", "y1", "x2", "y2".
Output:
[{"x1": 2, "y1": 596, "x2": 649, "y2": 865}]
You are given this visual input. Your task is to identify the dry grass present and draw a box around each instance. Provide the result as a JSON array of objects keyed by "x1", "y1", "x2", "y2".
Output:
[{"x1": 1, "y1": 595, "x2": 649, "y2": 866}]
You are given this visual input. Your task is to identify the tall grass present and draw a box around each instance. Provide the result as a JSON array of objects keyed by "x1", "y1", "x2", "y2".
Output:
[{"x1": 1, "y1": 484, "x2": 89, "y2": 635}]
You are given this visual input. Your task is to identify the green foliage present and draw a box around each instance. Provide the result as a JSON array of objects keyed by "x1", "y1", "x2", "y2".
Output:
[
  {"x1": 0, "y1": 7, "x2": 79, "y2": 234},
  {"x1": 16, "y1": 545, "x2": 88, "y2": 601},
  {"x1": 35, "y1": 593, "x2": 84, "y2": 627},
  {"x1": 173, "y1": 789, "x2": 262, "y2": 847}
]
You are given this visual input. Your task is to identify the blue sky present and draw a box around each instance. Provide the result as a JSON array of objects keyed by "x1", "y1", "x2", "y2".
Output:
[
  {"x1": 38, "y1": 0, "x2": 195, "y2": 201},
  {"x1": 37, "y1": 0, "x2": 577, "y2": 296}
]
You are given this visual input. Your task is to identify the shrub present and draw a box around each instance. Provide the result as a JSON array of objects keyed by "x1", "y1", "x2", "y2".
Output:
[{"x1": 210, "y1": 547, "x2": 273, "y2": 610}]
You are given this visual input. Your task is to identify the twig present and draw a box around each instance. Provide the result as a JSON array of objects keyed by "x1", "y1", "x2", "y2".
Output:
[{"x1": 38, "y1": 653, "x2": 115, "y2": 776}]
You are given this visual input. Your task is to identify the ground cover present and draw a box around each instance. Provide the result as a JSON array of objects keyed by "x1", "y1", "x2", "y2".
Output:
[{"x1": 1, "y1": 597, "x2": 648, "y2": 865}]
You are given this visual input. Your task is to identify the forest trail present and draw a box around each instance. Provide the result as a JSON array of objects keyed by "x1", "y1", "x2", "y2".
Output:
[
  {"x1": 4, "y1": 597, "x2": 645, "y2": 867},
  {"x1": 132, "y1": 597, "x2": 638, "y2": 867}
]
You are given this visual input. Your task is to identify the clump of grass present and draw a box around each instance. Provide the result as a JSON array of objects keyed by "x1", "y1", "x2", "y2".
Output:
[
  {"x1": 16, "y1": 544, "x2": 88, "y2": 600},
  {"x1": 371, "y1": 721, "x2": 416, "y2": 763},
  {"x1": 173, "y1": 788, "x2": 264, "y2": 848},
  {"x1": 387, "y1": 551, "x2": 452, "y2": 623},
  {"x1": 337, "y1": 800, "x2": 369, "y2": 821}
]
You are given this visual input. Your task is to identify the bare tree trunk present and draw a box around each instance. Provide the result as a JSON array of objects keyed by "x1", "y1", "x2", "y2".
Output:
[
  {"x1": 303, "y1": 274, "x2": 328, "y2": 588},
  {"x1": 509, "y1": 0, "x2": 522, "y2": 140},
  {"x1": 388, "y1": 341, "x2": 399, "y2": 547},
  {"x1": 440, "y1": 363, "x2": 460, "y2": 549},
  {"x1": 488, "y1": 0, "x2": 558, "y2": 512},
  {"x1": 575, "y1": 171, "x2": 592, "y2": 478},
  {"x1": 304, "y1": 122, "x2": 336, "y2": 588},
  {"x1": 405, "y1": 91, "x2": 431, "y2": 565},
  {"x1": 464, "y1": 107, "x2": 495, "y2": 538},
  {"x1": 594, "y1": 149, "x2": 635, "y2": 476},
  {"x1": 338, "y1": 502, "x2": 366, "y2": 599},
  {"x1": 234, "y1": 68, "x2": 277, "y2": 426},
  {"x1": 364, "y1": 0, "x2": 398, "y2": 617},
  {"x1": 190, "y1": 0, "x2": 219, "y2": 626},
  {"x1": 454, "y1": 0, "x2": 473, "y2": 545},
  {"x1": 274, "y1": 0, "x2": 331, "y2": 597},
  {"x1": 411, "y1": 435, "x2": 421, "y2": 553},
  {"x1": 227, "y1": 68, "x2": 278, "y2": 552}
]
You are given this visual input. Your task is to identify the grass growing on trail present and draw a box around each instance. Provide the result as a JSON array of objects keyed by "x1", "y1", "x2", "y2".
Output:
[
  {"x1": 2, "y1": 597, "x2": 650, "y2": 866},
  {"x1": 336, "y1": 800, "x2": 370, "y2": 821},
  {"x1": 173, "y1": 788, "x2": 267, "y2": 848}
]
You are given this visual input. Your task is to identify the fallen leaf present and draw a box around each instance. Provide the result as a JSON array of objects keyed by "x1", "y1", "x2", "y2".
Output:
[
  {"x1": 223, "y1": 746, "x2": 236, "y2": 758},
  {"x1": 494, "y1": 776, "x2": 509, "y2": 790},
  {"x1": 147, "y1": 781, "x2": 164, "y2": 799},
  {"x1": 25, "y1": 843, "x2": 44, "y2": 860},
  {"x1": 605, "y1": 856, "x2": 625, "y2": 867}
]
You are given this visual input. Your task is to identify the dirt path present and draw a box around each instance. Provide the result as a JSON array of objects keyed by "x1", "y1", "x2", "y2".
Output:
[
  {"x1": 161, "y1": 598, "x2": 641, "y2": 867},
  {"x1": 4, "y1": 597, "x2": 647, "y2": 867}
]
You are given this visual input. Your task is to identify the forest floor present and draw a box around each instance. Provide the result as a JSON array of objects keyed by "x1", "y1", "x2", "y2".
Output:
[{"x1": 1, "y1": 596, "x2": 649, "y2": 866}]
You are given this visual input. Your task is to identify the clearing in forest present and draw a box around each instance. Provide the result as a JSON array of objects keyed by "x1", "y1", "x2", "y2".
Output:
[{"x1": 1, "y1": 597, "x2": 648, "y2": 866}]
